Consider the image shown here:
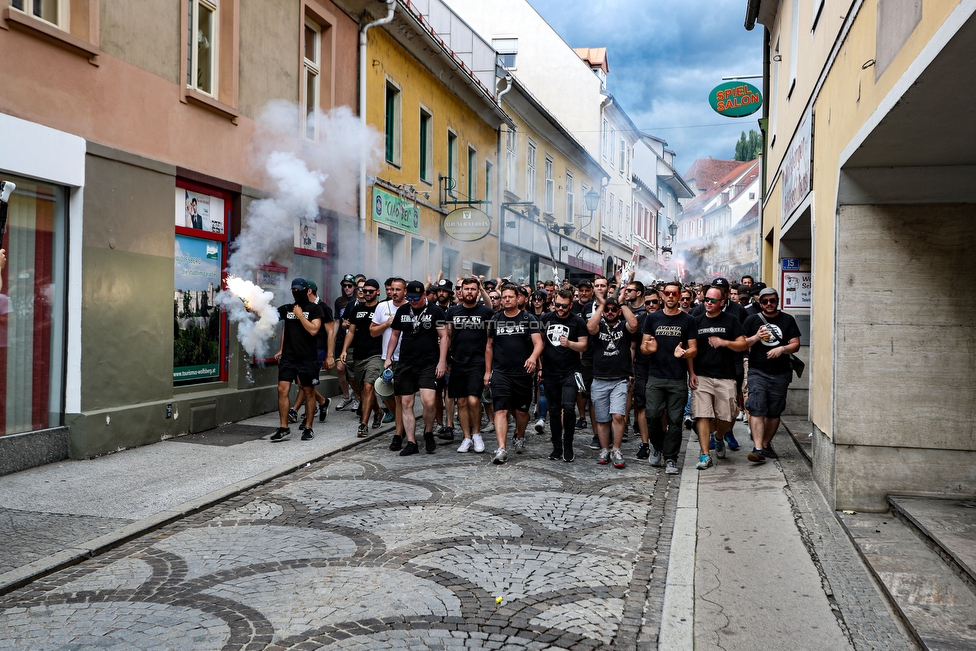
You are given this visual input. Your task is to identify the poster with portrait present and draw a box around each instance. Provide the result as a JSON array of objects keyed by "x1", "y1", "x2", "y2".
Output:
[
  {"x1": 174, "y1": 235, "x2": 223, "y2": 382},
  {"x1": 295, "y1": 215, "x2": 328, "y2": 256},
  {"x1": 175, "y1": 188, "x2": 225, "y2": 234},
  {"x1": 781, "y1": 271, "x2": 812, "y2": 310}
]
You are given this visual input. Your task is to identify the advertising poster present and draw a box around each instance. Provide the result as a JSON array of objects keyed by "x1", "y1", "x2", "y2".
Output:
[
  {"x1": 782, "y1": 270, "x2": 812, "y2": 309},
  {"x1": 295, "y1": 215, "x2": 328, "y2": 256},
  {"x1": 176, "y1": 188, "x2": 225, "y2": 234},
  {"x1": 174, "y1": 235, "x2": 223, "y2": 382}
]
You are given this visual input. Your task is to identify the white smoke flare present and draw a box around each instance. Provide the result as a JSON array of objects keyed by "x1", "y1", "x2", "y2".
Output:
[{"x1": 218, "y1": 276, "x2": 278, "y2": 358}]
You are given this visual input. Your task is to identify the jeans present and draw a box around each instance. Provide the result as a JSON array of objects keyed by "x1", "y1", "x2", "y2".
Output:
[{"x1": 645, "y1": 376, "x2": 689, "y2": 461}]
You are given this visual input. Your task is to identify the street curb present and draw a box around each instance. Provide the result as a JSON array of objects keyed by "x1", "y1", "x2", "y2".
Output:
[
  {"x1": 658, "y1": 433, "x2": 700, "y2": 650},
  {"x1": 0, "y1": 426, "x2": 392, "y2": 597}
]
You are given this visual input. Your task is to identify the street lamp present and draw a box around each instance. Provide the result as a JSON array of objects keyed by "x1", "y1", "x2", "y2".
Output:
[
  {"x1": 661, "y1": 220, "x2": 678, "y2": 257},
  {"x1": 582, "y1": 188, "x2": 600, "y2": 236}
]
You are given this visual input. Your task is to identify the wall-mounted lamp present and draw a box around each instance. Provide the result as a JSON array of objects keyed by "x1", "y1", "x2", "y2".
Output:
[{"x1": 772, "y1": 54, "x2": 782, "y2": 62}]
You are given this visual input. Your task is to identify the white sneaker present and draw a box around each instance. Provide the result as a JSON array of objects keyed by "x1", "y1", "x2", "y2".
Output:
[
  {"x1": 336, "y1": 397, "x2": 351, "y2": 411},
  {"x1": 492, "y1": 448, "x2": 508, "y2": 464},
  {"x1": 472, "y1": 433, "x2": 486, "y2": 453},
  {"x1": 350, "y1": 399, "x2": 361, "y2": 411},
  {"x1": 534, "y1": 418, "x2": 545, "y2": 434},
  {"x1": 649, "y1": 449, "x2": 663, "y2": 467},
  {"x1": 457, "y1": 438, "x2": 473, "y2": 453},
  {"x1": 513, "y1": 437, "x2": 526, "y2": 454}
]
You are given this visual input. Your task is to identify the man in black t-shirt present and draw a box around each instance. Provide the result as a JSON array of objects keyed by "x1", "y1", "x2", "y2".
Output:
[
  {"x1": 485, "y1": 283, "x2": 544, "y2": 464},
  {"x1": 690, "y1": 286, "x2": 747, "y2": 470},
  {"x1": 341, "y1": 278, "x2": 384, "y2": 437},
  {"x1": 742, "y1": 287, "x2": 801, "y2": 463},
  {"x1": 333, "y1": 274, "x2": 360, "y2": 410},
  {"x1": 270, "y1": 278, "x2": 325, "y2": 443},
  {"x1": 385, "y1": 280, "x2": 449, "y2": 456},
  {"x1": 587, "y1": 292, "x2": 639, "y2": 469},
  {"x1": 539, "y1": 288, "x2": 588, "y2": 462},
  {"x1": 640, "y1": 281, "x2": 698, "y2": 474},
  {"x1": 446, "y1": 277, "x2": 495, "y2": 454},
  {"x1": 633, "y1": 289, "x2": 662, "y2": 460},
  {"x1": 287, "y1": 281, "x2": 335, "y2": 426}
]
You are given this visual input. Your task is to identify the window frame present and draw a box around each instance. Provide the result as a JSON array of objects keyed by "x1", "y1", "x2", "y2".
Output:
[
  {"x1": 419, "y1": 107, "x2": 433, "y2": 184},
  {"x1": 447, "y1": 129, "x2": 458, "y2": 198},
  {"x1": 525, "y1": 139, "x2": 537, "y2": 203},
  {"x1": 302, "y1": 18, "x2": 321, "y2": 141},
  {"x1": 485, "y1": 159, "x2": 493, "y2": 216},
  {"x1": 187, "y1": 0, "x2": 219, "y2": 97},
  {"x1": 565, "y1": 170, "x2": 574, "y2": 225},
  {"x1": 467, "y1": 145, "x2": 477, "y2": 201},
  {"x1": 543, "y1": 154, "x2": 554, "y2": 215},
  {"x1": 505, "y1": 128, "x2": 518, "y2": 192},
  {"x1": 384, "y1": 79, "x2": 402, "y2": 166},
  {"x1": 9, "y1": 0, "x2": 65, "y2": 28},
  {"x1": 492, "y1": 37, "x2": 518, "y2": 70}
]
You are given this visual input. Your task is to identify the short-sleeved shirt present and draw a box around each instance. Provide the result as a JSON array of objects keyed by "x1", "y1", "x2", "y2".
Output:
[
  {"x1": 314, "y1": 300, "x2": 335, "y2": 351},
  {"x1": 349, "y1": 302, "x2": 382, "y2": 358},
  {"x1": 372, "y1": 300, "x2": 404, "y2": 361},
  {"x1": 539, "y1": 311, "x2": 587, "y2": 377},
  {"x1": 642, "y1": 310, "x2": 698, "y2": 380},
  {"x1": 334, "y1": 296, "x2": 355, "y2": 347},
  {"x1": 391, "y1": 302, "x2": 447, "y2": 366},
  {"x1": 488, "y1": 310, "x2": 540, "y2": 375},
  {"x1": 743, "y1": 310, "x2": 801, "y2": 376},
  {"x1": 633, "y1": 311, "x2": 653, "y2": 379},
  {"x1": 592, "y1": 318, "x2": 636, "y2": 380},
  {"x1": 447, "y1": 303, "x2": 495, "y2": 366},
  {"x1": 278, "y1": 301, "x2": 325, "y2": 362},
  {"x1": 693, "y1": 311, "x2": 744, "y2": 379}
]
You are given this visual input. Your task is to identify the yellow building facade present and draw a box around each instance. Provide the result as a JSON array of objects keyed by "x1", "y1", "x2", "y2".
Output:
[
  {"x1": 361, "y1": 5, "x2": 509, "y2": 284},
  {"x1": 747, "y1": 0, "x2": 976, "y2": 510}
]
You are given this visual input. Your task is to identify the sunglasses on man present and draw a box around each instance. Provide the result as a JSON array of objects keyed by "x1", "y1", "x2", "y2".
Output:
[
  {"x1": 644, "y1": 299, "x2": 660, "y2": 305},
  {"x1": 759, "y1": 297, "x2": 778, "y2": 305}
]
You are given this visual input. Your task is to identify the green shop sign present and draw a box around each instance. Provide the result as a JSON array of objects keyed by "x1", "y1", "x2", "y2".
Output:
[
  {"x1": 372, "y1": 187, "x2": 420, "y2": 234},
  {"x1": 709, "y1": 81, "x2": 762, "y2": 117}
]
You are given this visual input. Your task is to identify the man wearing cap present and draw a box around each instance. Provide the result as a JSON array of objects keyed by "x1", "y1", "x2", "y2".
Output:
[
  {"x1": 485, "y1": 282, "x2": 544, "y2": 464},
  {"x1": 743, "y1": 287, "x2": 801, "y2": 462},
  {"x1": 371, "y1": 277, "x2": 408, "y2": 450},
  {"x1": 640, "y1": 281, "x2": 698, "y2": 474},
  {"x1": 689, "y1": 286, "x2": 747, "y2": 469},
  {"x1": 446, "y1": 277, "x2": 495, "y2": 453},
  {"x1": 385, "y1": 280, "x2": 449, "y2": 456},
  {"x1": 587, "y1": 290, "x2": 639, "y2": 469},
  {"x1": 340, "y1": 278, "x2": 384, "y2": 437},
  {"x1": 270, "y1": 278, "x2": 325, "y2": 442},
  {"x1": 334, "y1": 274, "x2": 360, "y2": 410}
]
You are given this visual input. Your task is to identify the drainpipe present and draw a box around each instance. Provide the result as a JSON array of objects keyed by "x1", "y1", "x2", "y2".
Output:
[
  {"x1": 359, "y1": 0, "x2": 396, "y2": 233},
  {"x1": 496, "y1": 73, "x2": 513, "y2": 107}
]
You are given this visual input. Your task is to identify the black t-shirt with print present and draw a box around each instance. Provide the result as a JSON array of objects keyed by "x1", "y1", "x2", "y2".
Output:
[
  {"x1": 447, "y1": 304, "x2": 495, "y2": 366},
  {"x1": 279, "y1": 301, "x2": 326, "y2": 362},
  {"x1": 642, "y1": 310, "x2": 698, "y2": 380},
  {"x1": 592, "y1": 318, "x2": 636, "y2": 380},
  {"x1": 313, "y1": 300, "x2": 334, "y2": 351},
  {"x1": 743, "y1": 310, "x2": 801, "y2": 376},
  {"x1": 488, "y1": 310, "x2": 540, "y2": 375},
  {"x1": 693, "y1": 311, "x2": 744, "y2": 379},
  {"x1": 391, "y1": 302, "x2": 446, "y2": 366},
  {"x1": 539, "y1": 311, "x2": 587, "y2": 377},
  {"x1": 350, "y1": 302, "x2": 381, "y2": 358}
]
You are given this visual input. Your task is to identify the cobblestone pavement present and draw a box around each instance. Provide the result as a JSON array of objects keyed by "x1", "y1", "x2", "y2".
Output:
[{"x1": 0, "y1": 432, "x2": 680, "y2": 650}]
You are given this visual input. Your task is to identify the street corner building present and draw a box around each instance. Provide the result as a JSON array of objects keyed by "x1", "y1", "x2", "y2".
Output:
[{"x1": 745, "y1": 0, "x2": 976, "y2": 511}]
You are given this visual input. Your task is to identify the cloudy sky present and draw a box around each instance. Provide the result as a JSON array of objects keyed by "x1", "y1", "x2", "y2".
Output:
[{"x1": 526, "y1": 0, "x2": 764, "y2": 176}]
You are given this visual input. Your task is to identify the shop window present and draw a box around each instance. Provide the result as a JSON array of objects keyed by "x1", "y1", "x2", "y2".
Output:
[
  {"x1": 174, "y1": 179, "x2": 230, "y2": 384},
  {"x1": 0, "y1": 175, "x2": 68, "y2": 436}
]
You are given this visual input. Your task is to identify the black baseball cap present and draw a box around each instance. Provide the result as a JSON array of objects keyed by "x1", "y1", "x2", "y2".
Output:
[
  {"x1": 291, "y1": 277, "x2": 309, "y2": 291},
  {"x1": 711, "y1": 277, "x2": 730, "y2": 289},
  {"x1": 363, "y1": 278, "x2": 380, "y2": 289},
  {"x1": 578, "y1": 279, "x2": 593, "y2": 288},
  {"x1": 405, "y1": 280, "x2": 425, "y2": 297},
  {"x1": 483, "y1": 279, "x2": 497, "y2": 289},
  {"x1": 437, "y1": 279, "x2": 454, "y2": 293}
]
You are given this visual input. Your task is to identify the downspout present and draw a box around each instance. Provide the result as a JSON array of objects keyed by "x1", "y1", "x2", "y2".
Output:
[
  {"x1": 496, "y1": 73, "x2": 513, "y2": 107},
  {"x1": 359, "y1": 0, "x2": 396, "y2": 233},
  {"x1": 495, "y1": 74, "x2": 512, "y2": 273}
]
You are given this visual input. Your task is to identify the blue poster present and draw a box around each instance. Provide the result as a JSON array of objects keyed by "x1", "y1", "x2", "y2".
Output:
[{"x1": 174, "y1": 235, "x2": 222, "y2": 382}]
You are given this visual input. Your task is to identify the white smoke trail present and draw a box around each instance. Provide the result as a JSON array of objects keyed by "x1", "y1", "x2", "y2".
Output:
[{"x1": 220, "y1": 276, "x2": 278, "y2": 358}]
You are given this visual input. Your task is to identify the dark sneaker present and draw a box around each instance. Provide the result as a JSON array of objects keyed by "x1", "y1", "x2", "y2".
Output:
[
  {"x1": 424, "y1": 431, "x2": 436, "y2": 454},
  {"x1": 611, "y1": 449, "x2": 626, "y2": 469},
  {"x1": 389, "y1": 435, "x2": 403, "y2": 451},
  {"x1": 665, "y1": 459, "x2": 680, "y2": 474},
  {"x1": 649, "y1": 449, "x2": 663, "y2": 467},
  {"x1": 683, "y1": 417, "x2": 694, "y2": 430},
  {"x1": 548, "y1": 450, "x2": 562, "y2": 461},
  {"x1": 371, "y1": 412, "x2": 383, "y2": 429},
  {"x1": 270, "y1": 427, "x2": 291, "y2": 443},
  {"x1": 563, "y1": 449, "x2": 575, "y2": 463},
  {"x1": 709, "y1": 435, "x2": 716, "y2": 450},
  {"x1": 399, "y1": 441, "x2": 419, "y2": 456},
  {"x1": 636, "y1": 442, "x2": 650, "y2": 460},
  {"x1": 513, "y1": 437, "x2": 526, "y2": 454},
  {"x1": 318, "y1": 398, "x2": 331, "y2": 422},
  {"x1": 724, "y1": 432, "x2": 740, "y2": 450},
  {"x1": 575, "y1": 417, "x2": 587, "y2": 429},
  {"x1": 301, "y1": 428, "x2": 314, "y2": 441},
  {"x1": 762, "y1": 443, "x2": 778, "y2": 459},
  {"x1": 588, "y1": 435, "x2": 601, "y2": 450},
  {"x1": 436, "y1": 426, "x2": 455, "y2": 443},
  {"x1": 747, "y1": 448, "x2": 766, "y2": 463},
  {"x1": 357, "y1": 424, "x2": 369, "y2": 438},
  {"x1": 287, "y1": 409, "x2": 298, "y2": 424}
]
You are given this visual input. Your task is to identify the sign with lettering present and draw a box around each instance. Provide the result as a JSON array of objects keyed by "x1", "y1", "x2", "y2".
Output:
[
  {"x1": 709, "y1": 82, "x2": 763, "y2": 117},
  {"x1": 781, "y1": 271, "x2": 812, "y2": 309},
  {"x1": 782, "y1": 111, "x2": 812, "y2": 224},
  {"x1": 443, "y1": 207, "x2": 492, "y2": 242},
  {"x1": 372, "y1": 187, "x2": 420, "y2": 233}
]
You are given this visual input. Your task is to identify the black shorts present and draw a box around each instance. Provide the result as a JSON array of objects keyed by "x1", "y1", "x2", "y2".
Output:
[
  {"x1": 744, "y1": 369, "x2": 790, "y2": 418},
  {"x1": 490, "y1": 372, "x2": 533, "y2": 413},
  {"x1": 633, "y1": 375, "x2": 647, "y2": 410},
  {"x1": 448, "y1": 362, "x2": 486, "y2": 398},
  {"x1": 278, "y1": 357, "x2": 320, "y2": 387},
  {"x1": 394, "y1": 363, "x2": 437, "y2": 396},
  {"x1": 580, "y1": 359, "x2": 594, "y2": 394},
  {"x1": 543, "y1": 373, "x2": 578, "y2": 410}
]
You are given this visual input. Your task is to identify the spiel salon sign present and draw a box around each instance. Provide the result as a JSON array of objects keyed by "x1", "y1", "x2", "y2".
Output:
[{"x1": 709, "y1": 81, "x2": 762, "y2": 118}]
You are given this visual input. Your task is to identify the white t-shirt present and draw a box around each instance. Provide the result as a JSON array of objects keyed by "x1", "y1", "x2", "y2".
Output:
[{"x1": 372, "y1": 299, "x2": 404, "y2": 361}]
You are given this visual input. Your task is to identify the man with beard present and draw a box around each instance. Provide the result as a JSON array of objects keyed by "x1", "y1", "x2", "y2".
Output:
[
  {"x1": 485, "y1": 283, "x2": 544, "y2": 464},
  {"x1": 743, "y1": 288, "x2": 801, "y2": 462},
  {"x1": 270, "y1": 278, "x2": 325, "y2": 442},
  {"x1": 371, "y1": 277, "x2": 408, "y2": 449},
  {"x1": 447, "y1": 277, "x2": 494, "y2": 453},
  {"x1": 633, "y1": 288, "x2": 661, "y2": 460},
  {"x1": 384, "y1": 281, "x2": 449, "y2": 456},
  {"x1": 433, "y1": 278, "x2": 456, "y2": 441},
  {"x1": 539, "y1": 288, "x2": 588, "y2": 462},
  {"x1": 689, "y1": 286, "x2": 747, "y2": 469},
  {"x1": 588, "y1": 292, "x2": 638, "y2": 469},
  {"x1": 640, "y1": 282, "x2": 698, "y2": 474},
  {"x1": 340, "y1": 278, "x2": 384, "y2": 437}
]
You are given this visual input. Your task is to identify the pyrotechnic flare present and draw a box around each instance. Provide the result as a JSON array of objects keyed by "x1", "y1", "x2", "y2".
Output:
[{"x1": 218, "y1": 276, "x2": 278, "y2": 359}]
